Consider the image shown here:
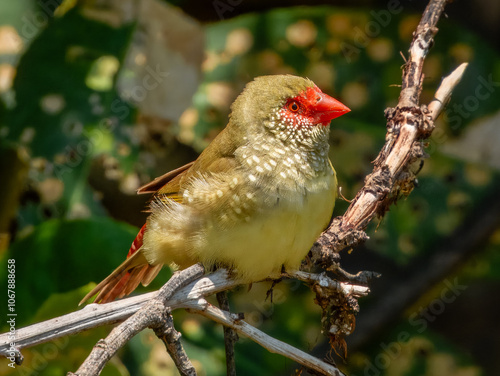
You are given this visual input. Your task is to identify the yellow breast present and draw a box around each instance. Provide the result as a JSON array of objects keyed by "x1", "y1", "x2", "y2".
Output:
[
  {"x1": 142, "y1": 167, "x2": 337, "y2": 283},
  {"x1": 193, "y1": 173, "x2": 337, "y2": 282}
]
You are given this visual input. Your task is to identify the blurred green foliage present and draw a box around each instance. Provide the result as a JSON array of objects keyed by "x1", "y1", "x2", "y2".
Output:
[{"x1": 0, "y1": 1, "x2": 499, "y2": 375}]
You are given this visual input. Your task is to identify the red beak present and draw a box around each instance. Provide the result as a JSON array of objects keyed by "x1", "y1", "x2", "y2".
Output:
[{"x1": 313, "y1": 92, "x2": 351, "y2": 125}]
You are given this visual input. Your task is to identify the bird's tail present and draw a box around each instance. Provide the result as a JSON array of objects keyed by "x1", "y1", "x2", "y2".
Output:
[{"x1": 79, "y1": 224, "x2": 162, "y2": 305}]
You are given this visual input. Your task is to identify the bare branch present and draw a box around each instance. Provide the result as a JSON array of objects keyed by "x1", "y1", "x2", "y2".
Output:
[
  {"x1": 71, "y1": 264, "x2": 204, "y2": 376},
  {"x1": 312, "y1": 0, "x2": 460, "y2": 262},
  {"x1": 308, "y1": 0, "x2": 467, "y2": 351},
  {"x1": 286, "y1": 270, "x2": 370, "y2": 298},
  {"x1": 428, "y1": 62, "x2": 469, "y2": 120},
  {"x1": 152, "y1": 311, "x2": 197, "y2": 376},
  {"x1": 0, "y1": 268, "x2": 234, "y2": 358},
  {"x1": 188, "y1": 301, "x2": 347, "y2": 376},
  {"x1": 0, "y1": 269, "x2": 367, "y2": 358},
  {"x1": 216, "y1": 291, "x2": 238, "y2": 376}
]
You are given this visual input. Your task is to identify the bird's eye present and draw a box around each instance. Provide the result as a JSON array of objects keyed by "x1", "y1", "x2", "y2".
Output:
[{"x1": 288, "y1": 101, "x2": 300, "y2": 112}]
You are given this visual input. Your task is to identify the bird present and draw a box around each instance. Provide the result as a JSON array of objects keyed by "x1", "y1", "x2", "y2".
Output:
[{"x1": 80, "y1": 74, "x2": 350, "y2": 305}]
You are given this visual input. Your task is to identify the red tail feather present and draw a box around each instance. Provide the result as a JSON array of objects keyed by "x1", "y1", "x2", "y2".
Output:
[
  {"x1": 127, "y1": 223, "x2": 147, "y2": 258},
  {"x1": 79, "y1": 223, "x2": 163, "y2": 305}
]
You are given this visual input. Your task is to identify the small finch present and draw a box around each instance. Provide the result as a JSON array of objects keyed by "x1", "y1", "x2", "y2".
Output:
[{"x1": 81, "y1": 75, "x2": 350, "y2": 304}]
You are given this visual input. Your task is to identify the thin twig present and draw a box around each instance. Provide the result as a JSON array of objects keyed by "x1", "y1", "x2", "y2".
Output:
[
  {"x1": 216, "y1": 291, "x2": 238, "y2": 376},
  {"x1": 285, "y1": 270, "x2": 371, "y2": 298},
  {"x1": 188, "y1": 301, "x2": 347, "y2": 376},
  {"x1": 427, "y1": 62, "x2": 468, "y2": 120},
  {"x1": 152, "y1": 310, "x2": 197, "y2": 376}
]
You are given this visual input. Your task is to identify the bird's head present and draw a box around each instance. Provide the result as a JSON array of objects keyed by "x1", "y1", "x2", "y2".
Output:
[{"x1": 230, "y1": 75, "x2": 350, "y2": 137}]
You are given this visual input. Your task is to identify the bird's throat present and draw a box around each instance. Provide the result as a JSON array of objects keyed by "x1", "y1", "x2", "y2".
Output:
[{"x1": 236, "y1": 123, "x2": 332, "y2": 198}]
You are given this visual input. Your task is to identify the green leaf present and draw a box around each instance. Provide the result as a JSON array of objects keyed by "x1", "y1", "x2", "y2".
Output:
[{"x1": 0, "y1": 217, "x2": 138, "y2": 325}]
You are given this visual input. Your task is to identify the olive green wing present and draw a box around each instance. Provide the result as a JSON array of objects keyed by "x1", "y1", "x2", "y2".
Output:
[{"x1": 140, "y1": 125, "x2": 241, "y2": 204}]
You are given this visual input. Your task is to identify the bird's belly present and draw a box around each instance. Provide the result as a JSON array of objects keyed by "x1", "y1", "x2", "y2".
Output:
[{"x1": 197, "y1": 187, "x2": 336, "y2": 282}]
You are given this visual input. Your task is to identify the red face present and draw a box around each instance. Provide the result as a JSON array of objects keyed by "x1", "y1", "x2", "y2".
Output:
[{"x1": 279, "y1": 86, "x2": 350, "y2": 127}]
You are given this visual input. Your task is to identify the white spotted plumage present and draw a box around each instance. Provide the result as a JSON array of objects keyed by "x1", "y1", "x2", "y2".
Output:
[
  {"x1": 136, "y1": 76, "x2": 342, "y2": 284},
  {"x1": 81, "y1": 74, "x2": 350, "y2": 305}
]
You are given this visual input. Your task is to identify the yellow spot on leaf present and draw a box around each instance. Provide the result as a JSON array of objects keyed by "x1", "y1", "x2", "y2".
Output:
[
  {"x1": 0, "y1": 26, "x2": 23, "y2": 54},
  {"x1": 0, "y1": 64, "x2": 16, "y2": 93},
  {"x1": 326, "y1": 14, "x2": 352, "y2": 36},
  {"x1": 449, "y1": 43, "x2": 474, "y2": 64},
  {"x1": 226, "y1": 28, "x2": 253, "y2": 56},
  {"x1": 286, "y1": 20, "x2": 317, "y2": 48},
  {"x1": 206, "y1": 82, "x2": 235, "y2": 110},
  {"x1": 38, "y1": 178, "x2": 64, "y2": 204},
  {"x1": 341, "y1": 82, "x2": 368, "y2": 109},
  {"x1": 367, "y1": 38, "x2": 394, "y2": 62},
  {"x1": 398, "y1": 15, "x2": 420, "y2": 41},
  {"x1": 85, "y1": 55, "x2": 120, "y2": 91},
  {"x1": 40, "y1": 94, "x2": 66, "y2": 115}
]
